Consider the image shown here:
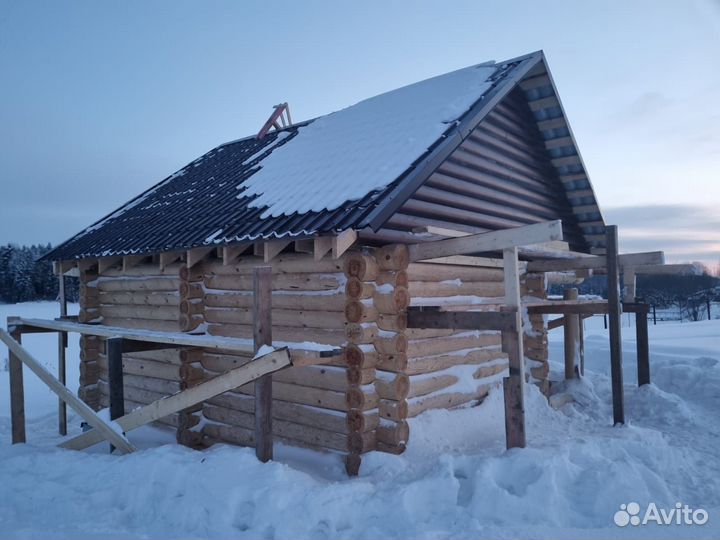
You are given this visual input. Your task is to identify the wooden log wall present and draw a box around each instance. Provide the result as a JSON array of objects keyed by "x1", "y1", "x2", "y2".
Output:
[
  {"x1": 522, "y1": 272, "x2": 550, "y2": 395},
  {"x1": 405, "y1": 260, "x2": 510, "y2": 423},
  {"x1": 78, "y1": 261, "x2": 204, "y2": 436},
  {"x1": 197, "y1": 252, "x2": 378, "y2": 460}
]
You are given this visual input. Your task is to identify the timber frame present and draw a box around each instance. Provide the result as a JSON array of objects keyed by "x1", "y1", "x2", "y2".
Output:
[{"x1": 7, "y1": 220, "x2": 691, "y2": 474}]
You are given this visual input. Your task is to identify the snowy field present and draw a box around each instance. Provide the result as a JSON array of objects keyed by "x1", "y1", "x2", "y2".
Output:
[{"x1": 0, "y1": 302, "x2": 718, "y2": 539}]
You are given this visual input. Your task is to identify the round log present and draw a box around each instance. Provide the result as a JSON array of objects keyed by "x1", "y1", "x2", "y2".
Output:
[
  {"x1": 179, "y1": 281, "x2": 204, "y2": 299},
  {"x1": 374, "y1": 333, "x2": 408, "y2": 355},
  {"x1": 345, "y1": 344, "x2": 377, "y2": 369},
  {"x1": 407, "y1": 263, "x2": 504, "y2": 282},
  {"x1": 205, "y1": 273, "x2": 343, "y2": 292},
  {"x1": 344, "y1": 301, "x2": 378, "y2": 323},
  {"x1": 204, "y1": 291, "x2": 346, "y2": 311},
  {"x1": 204, "y1": 253, "x2": 345, "y2": 275},
  {"x1": 99, "y1": 304, "x2": 178, "y2": 321},
  {"x1": 344, "y1": 253, "x2": 380, "y2": 281},
  {"x1": 180, "y1": 299, "x2": 204, "y2": 315},
  {"x1": 179, "y1": 264, "x2": 204, "y2": 282},
  {"x1": 375, "y1": 373, "x2": 410, "y2": 400},
  {"x1": 377, "y1": 313, "x2": 407, "y2": 332},
  {"x1": 379, "y1": 399, "x2": 408, "y2": 421},
  {"x1": 375, "y1": 353, "x2": 408, "y2": 373},
  {"x1": 345, "y1": 323, "x2": 378, "y2": 343},
  {"x1": 375, "y1": 244, "x2": 409, "y2": 271},
  {"x1": 377, "y1": 420, "x2": 409, "y2": 446},
  {"x1": 408, "y1": 281, "x2": 505, "y2": 298},
  {"x1": 97, "y1": 277, "x2": 180, "y2": 292},
  {"x1": 373, "y1": 287, "x2": 410, "y2": 313},
  {"x1": 345, "y1": 277, "x2": 375, "y2": 300},
  {"x1": 99, "y1": 291, "x2": 179, "y2": 306},
  {"x1": 179, "y1": 313, "x2": 204, "y2": 332},
  {"x1": 376, "y1": 271, "x2": 409, "y2": 288}
]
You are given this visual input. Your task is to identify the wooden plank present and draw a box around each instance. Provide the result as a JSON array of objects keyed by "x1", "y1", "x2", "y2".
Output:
[
  {"x1": 332, "y1": 229, "x2": 357, "y2": 259},
  {"x1": 159, "y1": 251, "x2": 183, "y2": 270},
  {"x1": 502, "y1": 247, "x2": 525, "y2": 449},
  {"x1": 0, "y1": 328, "x2": 135, "y2": 454},
  {"x1": 313, "y1": 236, "x2": 333, "y2": 261},
  {"x1": 563, "y1": 288, "x2": 579, "y2": 379},
  {"x1": 636, "y1": 309, "x2": 650, "y2": 386},
  {"x1": 408, "y1": 220, "x2": 563, "y2": 262},
  {"x1": 222, "y1": 244, "x2": 250, "y2": 265},
  {"x1": 606, "y1": 225, "x2": 624, "y2": 425},
  {"x1": 263, "y1": 241, "x2": 291, "y2": 263},
  {"x1": 8, "y1": 323, "x2": 25, "y2": 444},
  {"x1": 187, "y1": 247, "x2": 214, "y2": 268},
  {"x1": 527, "y1": 251, "x2": 665, "y2": 272},
  {"x1": 406, "y1": 307, "x2": 517, "y2": 332},
  {"x1": 98, "y1": 256, "x2": 122, "y2": 275},
  {"x1": 60, "y1": 348, "x2": 292, "y2": 451},
  {"x1": 123, "y1": 255, "x2": 147, "y2": 272},
  {"x1": 58, "y1": 275, "x2": 68, "y2": 436},
  {"x1": 107, "y1": 338, "x2": 125, "y2": 422},
  {"x1": 254, "y1": 266, "x2": 273, "y2": 462}
]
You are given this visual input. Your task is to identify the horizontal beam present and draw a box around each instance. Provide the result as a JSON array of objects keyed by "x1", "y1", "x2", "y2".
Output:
[
  {"x1": 407, "y1": 307, "x2": 518, "y2": 332},
  {"x1": 409, "y1": 220, "x2": 563, "y2": 262},
  {"x1": 526, "y1": 251, "x2": 664, "y2": 272},
  {"x1": 0, "y1": 328, "x2": 135, "y2": 454},
  {"x1": 527, "y1": 301, "x2": 650, "y2": 315},
  {"x1": 60, "y1": 348, "x2": 293, "y2": 451}
]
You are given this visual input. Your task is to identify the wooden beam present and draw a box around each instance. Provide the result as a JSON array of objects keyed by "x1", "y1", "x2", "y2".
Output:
[
  {"x1": 527, "y1": 251, "x2": 665, "y2": 273},
  {"x1": 159, "y1": 251, "x2": 183, "y2": 271},
  {"x1": 407, "y1": 307, "x2": 518, "y2": 332},
  {"x1": 60, "y1": 348, "x2": 292, "y2": 451},
  {"x1": 408, "y1": 220, "x2": 563, "y2": 262},
  {"x1": 332, "y1": 229, "x2": 358, "y2": 259},
  {"x1": 123, "y1": 255, "x2": 147, "y2": 272},
  {"x1": 98, "y1": 256, "x2": 122, "y2": 275},
  {"x1": 606, "y1": 225, "x2": 625, "y2": 425},
  {"x1": 0, "y1": 328, "x2": 136, "y2": 454},
  {"x1": 7, "y1": 322, "x2": 25, "y2": 444},
  {"x1": 52, "y1": 260, "x2": 77, "y2": 276},
  {"x1": 263, "y1": 241, "x2": 290, "y2": 263},
  {"x1": 314, "y1": 236, "x2": 333, "y2": 261},
  {"x1": 58, "y1": 276, "x2": 68, "y2": 436},
  {"x1": 623, "y1": 266, "x2": 636, "y2": 303},
  {"x1": 563, "y1": 288, "x2": 579, "y2": 379},
  {"x1": 253, "y1": 266, "x2": 273, "y2": 462},
  {"x1": 414, "y1": 226, "x2": 571, "y2": 256},
  {"x1": 187, "y1": 247, "x2": 214, "y2": 269},
  {"x1": 636, "y1": 308, "x2": 650, "y2": 386},
  {"x1": 293, "y1": 240, "x2": 314, "y2": 254},
  {"x1": 502, "y1": 247, "x2": 526, "y2": 449},
  {"x1": 77, "y1": 259, "x2": 98, "y2": 273},
  {"x1": 222, "y1": 244, "x2": 250, "y2": 265}
]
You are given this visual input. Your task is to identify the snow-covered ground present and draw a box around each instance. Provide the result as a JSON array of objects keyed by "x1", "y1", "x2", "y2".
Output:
[{"x1": 0, "y1": 302, "x2": 718, "y2": 539}]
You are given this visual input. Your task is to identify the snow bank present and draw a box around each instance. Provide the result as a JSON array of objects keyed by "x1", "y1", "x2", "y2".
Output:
[{"x1": 1, "y1": 304, "x2": 718, "y2": 538}]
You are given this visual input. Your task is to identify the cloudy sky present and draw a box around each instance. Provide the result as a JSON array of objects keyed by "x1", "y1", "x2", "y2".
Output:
[{"x1": 1, "y1": 1, "x2": 718, "y2": 265}]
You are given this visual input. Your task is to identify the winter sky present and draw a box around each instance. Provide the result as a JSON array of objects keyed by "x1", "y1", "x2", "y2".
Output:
[{"x1": 1, "y1": 1, "x2": 718, "y2": 266}]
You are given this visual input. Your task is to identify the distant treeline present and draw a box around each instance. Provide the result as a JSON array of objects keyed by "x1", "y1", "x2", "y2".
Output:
[{"x1": 0, "y1": 244, "x2": 79, "y2": 304}]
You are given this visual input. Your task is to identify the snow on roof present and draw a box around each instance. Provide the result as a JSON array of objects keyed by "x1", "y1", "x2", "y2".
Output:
[{"x1": 239, "y1": 64, "x2": 497, "y2": 218}]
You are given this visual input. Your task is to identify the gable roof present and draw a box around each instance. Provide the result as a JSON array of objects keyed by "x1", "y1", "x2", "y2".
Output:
[{"x1": 46, "y1": 50, "x2": 605, "y2": 261}]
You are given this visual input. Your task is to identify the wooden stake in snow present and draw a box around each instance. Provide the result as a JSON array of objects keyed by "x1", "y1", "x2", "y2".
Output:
[
  {"x1": 606, "y1": 225, "x2": 625, "y2": 425},
  {"x1": 0, "y1": 327, "x2": 136, "y2": 454},
  {"x1": 253, "y1": 266, "x2": 273, "y2": 463}
]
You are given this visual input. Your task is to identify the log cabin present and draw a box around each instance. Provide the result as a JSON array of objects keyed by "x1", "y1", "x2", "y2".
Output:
[{"x1": 43, "y1": 50, "x2": 610, "y2": 472}]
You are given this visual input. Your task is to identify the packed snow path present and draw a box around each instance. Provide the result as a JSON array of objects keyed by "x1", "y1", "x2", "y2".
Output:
[{"x1": 0, "y1": 303, "x2": 718, "y2": 539}]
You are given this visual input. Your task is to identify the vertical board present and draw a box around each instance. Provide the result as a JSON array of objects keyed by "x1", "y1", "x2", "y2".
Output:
[
  {"x1": 606, "y1": 225, "x2": 625, "y2": 425},
  {"x1": 253, "y1": 266, "x2": 273, "y2": 462}
]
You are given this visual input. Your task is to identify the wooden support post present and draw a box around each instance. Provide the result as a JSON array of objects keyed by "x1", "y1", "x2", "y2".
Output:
[
  {"x1": 578, "y1": 316, "x2": 585, "y2": 377},
  {"x1": 58, "y1": 274, "x2": 68, "y2": 436},
  {"x1": 0, "y1": 328, "x2": 135, "y2": 453},
  {"x1": 606, "y1": 225, "x2": 625, "y2": 425},
  {"x1": 107, "y1": 337, "x2": 125, "y2": 452},
  {"x1": 8, "y1": 320, "x2": 25, "y2": 444},
  {"x1": 636, "y1": 307, "x2": 650, "y2": 386},
  {"x1": 253, "y1": 266, "x2": 273, "y2": 462},
  {"x1": 563, "y1": 288, "x2": 579, "y2": 379},
  {"x1": 502, "y1": 247, "x2": 525, "y2": 449},
  {"x1": 107, "y1": 338, "x2": 125, "y2": 422}
]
